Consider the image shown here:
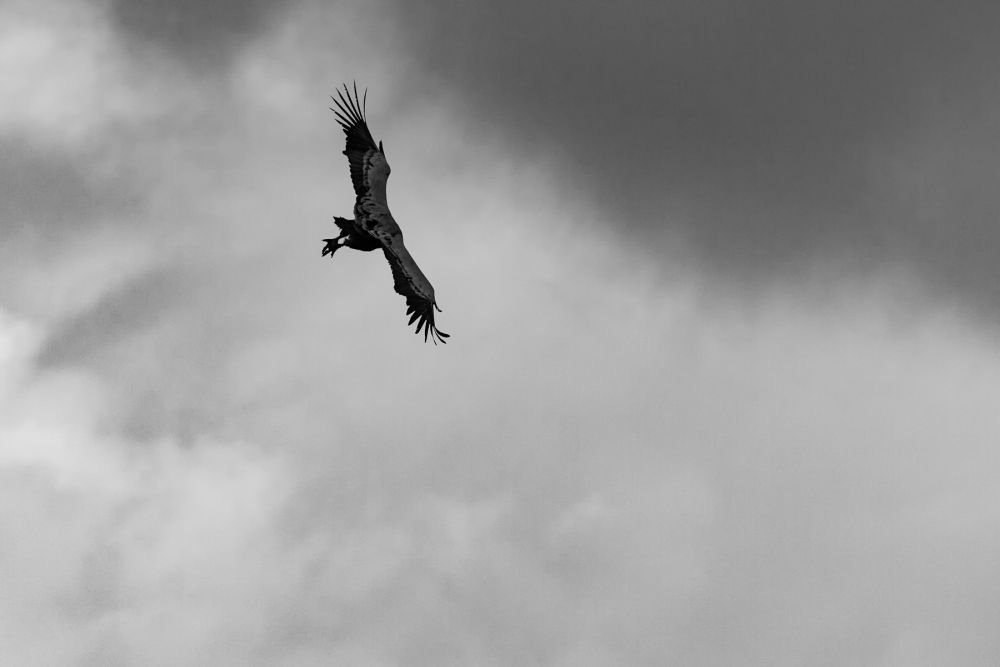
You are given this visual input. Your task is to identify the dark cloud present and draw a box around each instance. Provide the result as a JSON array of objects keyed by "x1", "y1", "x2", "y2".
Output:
[
  {"x1": 387, "y1": 0, "x2": 1000, "y2": 311},
  {"x1": 33, "y1": 266, "x2": 188, "y2": 368},
  {"x1": 0, "y1": 138, "x2": 138, "y2": 240},
  {"x1": 109, "y1": 0, "x2": 296, "y2": 68}
]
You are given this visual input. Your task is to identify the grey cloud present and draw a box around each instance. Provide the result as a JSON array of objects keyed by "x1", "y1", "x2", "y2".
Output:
[
  {"x1": 109, "y1": 0, "x2": 297, "y2": 69},
  {"x1": 387, "y1": 0, "x2": 1000, "y2": 311},
  {"x1": 1, "y1": 138, "x2": 138, "y2": 239},
  {"x1": 8, "y1": 5, "x2": 1000, "y2": 663},
  {"x1": 33, "y1": 266, "x2": 189, "y2": 368}
]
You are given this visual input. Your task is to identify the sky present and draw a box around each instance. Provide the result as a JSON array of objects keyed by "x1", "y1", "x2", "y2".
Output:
[{"x1": 3, "y1": 0, "x2": 1000, "y2": 664}]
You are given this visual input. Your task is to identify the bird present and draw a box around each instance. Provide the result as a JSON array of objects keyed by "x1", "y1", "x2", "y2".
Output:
[{"x1": 323, "y1": 82, "x2": 450, "y2": 345}]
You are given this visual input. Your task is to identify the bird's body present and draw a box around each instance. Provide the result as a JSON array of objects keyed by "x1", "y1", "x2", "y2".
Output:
[{"x1": 324, "y1": 83, "x2": 449, "y2": 344}]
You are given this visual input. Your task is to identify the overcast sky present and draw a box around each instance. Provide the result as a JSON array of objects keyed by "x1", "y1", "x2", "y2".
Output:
[{"x1": 3, "y1": 0, "x2": 1000, "y2": 664}]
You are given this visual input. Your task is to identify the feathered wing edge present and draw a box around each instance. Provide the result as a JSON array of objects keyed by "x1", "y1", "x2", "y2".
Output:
[
  {"x1": 382, "y1": 246, "x2": 450, "y2": 345},
  {"x1": 329, "y1": 83, "x2": 381, "y2": 198},
  {"x1": 331, "y1": 83, "x2": 448, "y2": 344},
  {"x1": 329, "y1": 81, "x2": 375, "y2": 146}
]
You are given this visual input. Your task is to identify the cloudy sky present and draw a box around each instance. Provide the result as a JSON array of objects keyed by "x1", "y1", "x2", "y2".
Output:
[{"x1": 4, "y1": 0, "x2": 1000, "y2": 664}]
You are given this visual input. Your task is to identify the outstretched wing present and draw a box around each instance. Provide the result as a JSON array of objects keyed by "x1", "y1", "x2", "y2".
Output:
[
  {"x1": 330, "y1": 83, "x2": 389, "y2": 204},
  {"x1": 382, "y1": 237, "x2": 449, "y2": 345},
  {"x1": 331, "y1": 83, "x2": 447, "y2": 344}
]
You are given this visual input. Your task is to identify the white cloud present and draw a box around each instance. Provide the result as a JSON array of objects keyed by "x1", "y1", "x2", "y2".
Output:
[
  {"x1": 0, "y1": 0, "x2": 155, "y2": 147},
  {"x1": 0, "y1": 311, "x2": 297, "y2": 665}
]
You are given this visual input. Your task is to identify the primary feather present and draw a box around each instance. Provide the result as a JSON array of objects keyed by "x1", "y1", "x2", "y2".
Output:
[{"x1": 325, "y1": 83, "x2": 449, "y2": 344}]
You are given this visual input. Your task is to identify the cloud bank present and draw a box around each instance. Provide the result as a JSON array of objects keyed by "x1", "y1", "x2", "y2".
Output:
[
  {"x1": 387, "y1": 0, "x2": 1000, "y2": 315},
  {"x1": 3, "y1": 1, "x2": 1000, "y2": 665}
]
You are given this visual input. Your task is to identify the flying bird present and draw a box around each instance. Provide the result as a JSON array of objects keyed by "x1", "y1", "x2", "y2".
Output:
[{"x1": 323, "y1": 83, "x2": 449, "y2": 344}]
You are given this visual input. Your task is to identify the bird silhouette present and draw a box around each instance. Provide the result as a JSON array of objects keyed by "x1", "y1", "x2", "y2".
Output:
[{"x1": 324, "y1": 83, "x2": 449, "y2": 344}]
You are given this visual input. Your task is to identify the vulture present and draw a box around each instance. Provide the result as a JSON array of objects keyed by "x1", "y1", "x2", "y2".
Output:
[{"x1": 323, "y1": 83, "x2": 449, "y2": 344}]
